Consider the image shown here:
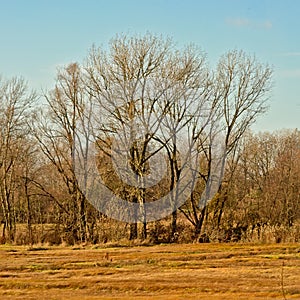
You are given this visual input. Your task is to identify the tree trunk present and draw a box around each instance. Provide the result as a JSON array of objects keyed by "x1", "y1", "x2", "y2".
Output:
[
  {"x1": 142, "y1": 222, "x2": 147, "y2": 240},
  {"x1": 171, "y1": 210, "x2": 177, "y2": 241},
  {"x1": 194, "y1": 206, "x2": 206, "y2": 240},
  {"x1": 79, "y1": 194, "x2": 87, "y2": 243},
  {"x1": 129, "y1": 223, "x2": 138, "y2": 240},
  {"x1": 129, "y1": 195, "x2": 138, "y2": 240},
  {"x1": 25, "y1": 179, "x2": 33, "y2": 245}
]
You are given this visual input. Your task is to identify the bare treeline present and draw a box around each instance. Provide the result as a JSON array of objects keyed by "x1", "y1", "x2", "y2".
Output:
[{"x1": 1, "y1": 34, "x2": 297, "y2": 245}]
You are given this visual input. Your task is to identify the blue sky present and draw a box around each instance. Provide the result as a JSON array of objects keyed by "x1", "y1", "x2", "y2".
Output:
[{"x1": 0, "y1": 0, "x2": 299, "y2": 131}]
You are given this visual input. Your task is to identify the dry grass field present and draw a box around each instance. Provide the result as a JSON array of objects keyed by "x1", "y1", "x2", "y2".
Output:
[{"x1": 0, "y1": 243, "x2": 299, "y2": 299}]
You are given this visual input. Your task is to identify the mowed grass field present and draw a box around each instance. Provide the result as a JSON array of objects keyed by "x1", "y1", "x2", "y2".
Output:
[{"x1": 0, "y1": 243, "x2": 299, "y2": 299}]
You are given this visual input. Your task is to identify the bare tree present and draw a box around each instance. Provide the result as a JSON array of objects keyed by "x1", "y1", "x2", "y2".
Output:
[
  {"x1": 181, "y1": 50, "x2": 273, "y2": 240},
  {"x1": 153, "y1": 45, "x2": 212, "y2": 240},
  {"x1": 84, "y1": 34, "x2": 172, "y2": 239},
  {"x1": 84, "y1": 35, "x2": 215, "y2": 240},
  {"x1": 33, "y1": 63, "x2": 95, "y2": 244},
  {"x1": 0, "y1": 77, "x2": 36, "y2": 242}
]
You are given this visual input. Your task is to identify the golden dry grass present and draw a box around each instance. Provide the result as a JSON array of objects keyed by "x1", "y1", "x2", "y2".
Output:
[{"x1": 0, "y1": 243, "x2": 299, "y2": 299}]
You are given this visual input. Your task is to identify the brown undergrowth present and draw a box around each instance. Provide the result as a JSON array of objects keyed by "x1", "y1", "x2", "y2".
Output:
[{"x1": 0, "y1": 243, "x2": 299, "y2": 299}]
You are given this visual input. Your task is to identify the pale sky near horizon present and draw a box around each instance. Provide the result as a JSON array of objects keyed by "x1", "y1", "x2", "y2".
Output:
[{"x1": 0, "y1": 0, "x2": 299, "y2": 132}]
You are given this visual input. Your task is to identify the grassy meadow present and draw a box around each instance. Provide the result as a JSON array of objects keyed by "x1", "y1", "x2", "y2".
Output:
[{"x1": 0, "y1": 243, "x2": 299, "y2": 299}]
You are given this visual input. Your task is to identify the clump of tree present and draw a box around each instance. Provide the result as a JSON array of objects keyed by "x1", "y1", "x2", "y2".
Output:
[
  {"x1": 208, "y1": 129, "x2": 300, "y2": 243},
  {"x1": 1, "y1": 34, "x2": 298, "y2": 246}
]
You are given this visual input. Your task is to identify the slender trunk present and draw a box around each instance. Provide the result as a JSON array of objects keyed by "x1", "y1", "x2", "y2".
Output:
[
  {"x1": 79, "y1": 194, "x2": 87, "y2": 242},
  {"x1": 142, "y1": 222, "x2": 147, "y2": 240},
  {"x1": 2, "y1": 221, "x2": 5, "y2": 238},
  {"x1": 5, "y1": 198, "x2": 15, "y2": 242},
  {"x1": 141, "y1": 194, "x2": 147, "y2": 240},
  {"x1": 168, "y1": 147, "x2": 178, "y2": 241},
  {"x1": 68, "y1": 188, "x2": 79, "y2": 244},
  {"x1": 217, "y1": 194, "x2": 227, "y2": 229},
  {"x1": 194, "y1": 206, "x2": 206, "y2": 238},
  {"x1": 129, "y1": 223, "x2": 138, "y2": 240},
  {"x1": 129, "y1": 195, "x2": 138, "y2": 240},
  {"x1": 25, "y1": 178, "x2": 33, "y2": 245},
  {"x1": 140, "y1": 181, "x2": 147, "y2": 240},
  {"x1": 171, "y1": 210, "x2": 177, "y2": 241},
  {"x1": 1, "y1": 199, "x2": 8, "y2": 240}
]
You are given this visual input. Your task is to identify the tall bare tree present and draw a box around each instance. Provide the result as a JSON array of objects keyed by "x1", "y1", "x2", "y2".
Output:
[
  {"x1": 85, "y1": 35, "x2": 214, "y2": 240},
  {"x1": 33, "y1": 63, "x2": 95, "y2": 244},
  {"x1": 181, "y1": 50, "x2": 273, "y2": 239},
  {"x1": 0, "y1": 77, "x2": 36, "y2": 242}
]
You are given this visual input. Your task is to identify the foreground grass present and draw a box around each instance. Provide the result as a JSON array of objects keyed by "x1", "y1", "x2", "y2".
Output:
[{"x1": 0, "y1": 243, "x2": 299, "y2": 299}]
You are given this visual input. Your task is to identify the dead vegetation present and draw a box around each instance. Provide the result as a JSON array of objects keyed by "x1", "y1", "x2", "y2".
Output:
[{"x1": 0, "y1": 243, "x2": 299, "y2": 299}]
